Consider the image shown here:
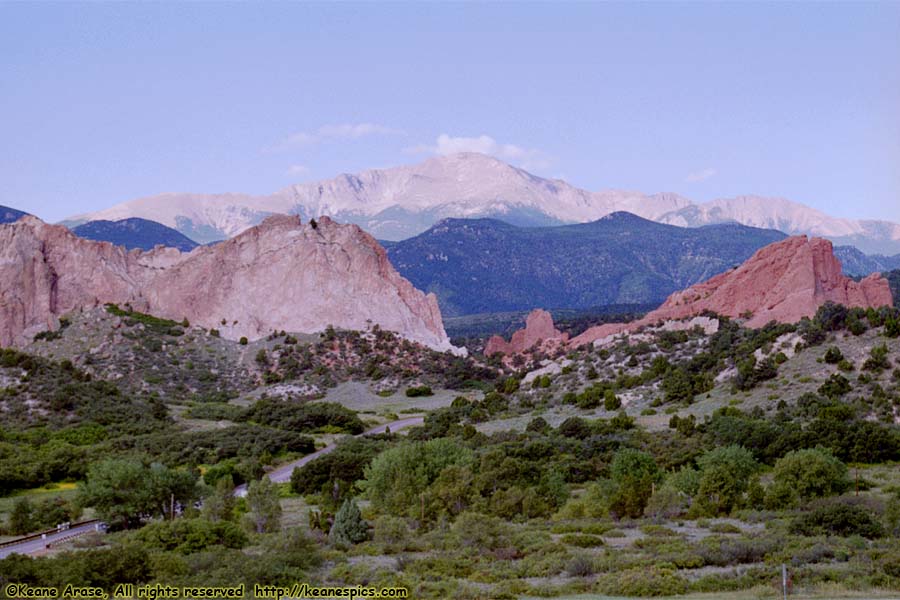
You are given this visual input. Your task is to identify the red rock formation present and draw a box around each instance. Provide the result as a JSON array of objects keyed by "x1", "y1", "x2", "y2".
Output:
[
  {"x1": 570, "y1": 236, "x2": 893, "y2": 347},
  {"x1": 0, "y1": 215, "x2": 457, "y2": 352},
  {"x1": 485, "y1": 309, "x2": 569, "y2": 355}
]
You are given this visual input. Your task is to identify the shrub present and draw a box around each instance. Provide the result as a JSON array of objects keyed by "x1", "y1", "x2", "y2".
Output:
[
  {"x1": 823, "y1": 346, "x2": 843, "y2": 364},
  {"x1": 790, "y1": 502, "x2": 884, "y2": 539},
  {"x1": 596, "y1": 567, "x2": 689, "y2": 596},
  {"x1": 709, "y1": 522, "x2": 741, "y2": 534},
  {"x1": 695, "y1": 445, "x2": 759, "y2": 516},
  {"x1": 767, "y1": 447, "x2": 849, "y2": 506},
  {"x1": 329, "y1": 499, "x2": 368, "y2": 546},
  {"x1": 560, "y1": 533, "x2": 605, "y2": 547},
  {"x1": 373, "y1": 515, "x2": 409, "y2": 553},
  {"x1": 565, "y1": 553, "x2": 595, "y2": 577},
  {"x1": 136, "y1": 518, "x2": 248, "y2": 553},
  {"x1": 239, "y1": 337, "x2": 248, "y2": 346},
  {"x1": 603, "y1": 389, "x2": 621, "y2": 411},
  {"x1": 405, "y1": 385, "x2": 434, "y2": 398}
]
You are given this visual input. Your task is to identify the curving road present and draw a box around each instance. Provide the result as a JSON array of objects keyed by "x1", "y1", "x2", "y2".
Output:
[
  {"x1": 0, "y1": 522, "x2": 103, "y2": 559},
  {"x1": 233, "y1": 416, "x2": 424, "y2": 497}
]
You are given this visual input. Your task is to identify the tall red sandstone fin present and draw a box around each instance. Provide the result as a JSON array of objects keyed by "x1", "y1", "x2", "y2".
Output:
[
  {"x1": 484, "y1": 309, "x2": 568, "y2": 356},
  {"x1": 0, "y1": 215, "x2": 459, "y2": 353}
]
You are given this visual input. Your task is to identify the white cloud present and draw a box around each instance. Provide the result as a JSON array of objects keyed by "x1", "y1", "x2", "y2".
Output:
[
  {"x1": 269, "y1": 123, "x2": 404, "y2": 151},
  {"x1": 408, "y1": 134, "x2": 553, "y2": 171},
  {"x1": 286, "y1": 164, "x2": 310, "y2": 177},
  {"x1": 685, "y1": 168, "x2": 717, "y2": 183}
]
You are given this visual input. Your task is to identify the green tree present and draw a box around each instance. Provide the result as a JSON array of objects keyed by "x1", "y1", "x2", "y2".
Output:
[
  {"x1": 203, "y1": 475, "x2": 236, "y2": 522},
  {"x1": 767, "y1": 447, "x2": 849, "y2": 507},
  {"x1": 695, "y1": 445, "x2": 759, "y2": 516},
  {"x1": 329, "y1": 499, "x2": 368, "y2": 546},
  {"x1": 8, "y1": 498, "x2": 35, "y2": 535},
  {"x1": 78, "y1": 459, "x2": 153, "y2": 529},
  {"x1": 245, "y1": 477, "x2": 282, "y2": 534},
  {"x1": 78, "y1": 460, "x2": 198, "y2": 529},
  {"x1": 609, "y1": 448, "x2": 660, "y2": 518},
  {"x1": 362, "y1": 439, "x2": 472, "y2": 518}
]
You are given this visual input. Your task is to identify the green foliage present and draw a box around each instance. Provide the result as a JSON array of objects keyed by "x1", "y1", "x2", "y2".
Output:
[
  {"x1": 609, "y1": 448, "x2": 661, "y2": 518},
  {"x1": 202, "y1": 475, "x2": 236, "y2": 522},
  {"x1": 8, "y1": 497, "x2": 35, "y2": 535},
  {"x1": 290, "y1": 437, "x2": 387, "y2": 508},
  {"x1": 136, "y1": 518, "x2": 248, "y2": 553},
  {"x1": 78, "y1": 460, "x2": 199, "y2": 529},
  {"x1": 241, "y1": 400, "x2": 364, "y2": 434},
  {"x1": 603, "y1": 389, "x2": 621, "y2": 411},
  {"x1": 363, "y1": 439, "x2": 473, "y2": 518},
  {"x1": 790, "y1": 501, "x2": 884, "y2": 539},
  {"x1": 329, "y1": 499, "x2": 368, "y2": 546},
  {"x1": 695, "y1": 445, "x2": 759, "y2": 516},
  {"x1": 502, "y1": 377, "x2": 520, "y2": 394},
  {"x1": 767, "y1": 447, "x2": 849, "y2": 507},
  {"x1": 372, "y1": 515, "x2": 409, "y2": 552},
  {"x1": 244, "y1": 477, "x2": 282, "y2": 534},
  {"x1": 823, "y1": 346, "x2": 844, "y2": 364},
  {"x1": 104, "y1": 304, "x2": 181, "y2": 335},
  {"x1": 862, "y1": 344, "x2": 891, "y2": 372},
  {"x1": 405, "y1": 385, "x2": 434, "y2": 397}
]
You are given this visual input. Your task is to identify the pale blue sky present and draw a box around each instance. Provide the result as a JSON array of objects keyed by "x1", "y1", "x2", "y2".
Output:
[{"x1": 2, "y1": 1, "x2": 899, "y2": 223}]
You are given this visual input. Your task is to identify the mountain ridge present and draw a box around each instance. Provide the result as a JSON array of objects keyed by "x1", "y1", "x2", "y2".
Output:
[
  {"x1": 63, "y1": 153, "x2": 900, "y2": 251},
  {"x1": 385, "y1": 212, "x2": 789, "y2": 316},
  {"x1": 72, "y1": 217, "x2": 200, "y2": 252}
]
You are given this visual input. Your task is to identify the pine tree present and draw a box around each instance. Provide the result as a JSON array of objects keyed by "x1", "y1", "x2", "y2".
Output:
[
  {"x1": 203, "y1": 475, "x2": 236, "y2": 522},
  {"x1": 245, "y1": 477, "x2": 282, "y2": 533},
  {"x1": 329, "y1": 499, "x2": 368, "y2": 546}
]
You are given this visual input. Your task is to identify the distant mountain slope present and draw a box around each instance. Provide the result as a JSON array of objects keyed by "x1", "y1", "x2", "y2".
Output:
[
  {"x1": 63, "y1": 153, "x2": 900, "y2": 251},
  {"x1": 658, "y1": 197, "x2": 900, "y2": 255},
  {"x1": 834, "y1": 245, "x2": 900, "y2": 275},
  {"x1": 72, "y1": 218, "x2": 200, "y2": 251},
  {"x1": 0, "y1": 205, "x2": 28, "y2": 224},
  {"x1": 386, "y1": 212, "x2": 788, "y2": 316},
  {"x1": 62, "y1": 153, "x2": 692, "y2": 242}
]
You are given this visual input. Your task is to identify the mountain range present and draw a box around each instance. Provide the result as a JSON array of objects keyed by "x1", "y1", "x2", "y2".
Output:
[
  {"x1": 833, "y1": 246, "x2": 900, "y2": 275},
  {"x1": 71, "y1": 218, "x2": 199, "y2": 252},
  {"x1": 386, "y1": 213, "x2": 788, "y2": 316},
  {"x1": 61, "y1": 153, "x2": 900, "y2": 254}
]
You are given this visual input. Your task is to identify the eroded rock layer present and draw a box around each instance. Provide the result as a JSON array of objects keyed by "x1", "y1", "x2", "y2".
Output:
[{"x1": 0, "y1": 215, "x2": 455, "y2": 352}]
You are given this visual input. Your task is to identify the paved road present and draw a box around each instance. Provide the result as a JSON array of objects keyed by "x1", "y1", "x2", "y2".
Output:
[
  {"x1": 233, "y1": 416, "x2": 424, "y2": 497},
  {"x1": 0, "y1": 522, "x2": 102, "y2": 559}
]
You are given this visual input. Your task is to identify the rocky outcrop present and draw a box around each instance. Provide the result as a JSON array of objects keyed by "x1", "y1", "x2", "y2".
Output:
[
  {"x1": 485, "y1": 309, "x2": 569, "y2": 356},
  {"x1": 570, "y1": 236, "x2": 893, "y2": 347},
  {"x1": 0, "y1": 215, "x2": 457, "y2": 352},
  {"x1": 488, "y1": 237, "x2": 894, "y2": 355}
]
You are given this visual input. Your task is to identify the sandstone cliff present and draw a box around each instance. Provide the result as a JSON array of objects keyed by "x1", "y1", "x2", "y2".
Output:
[
  {"x1": 570, "y1": 236, "x2": 893, "y2": 347},
  {"x1": 487, "y1": 236, "x2": 894, "y2": 354},
  {"x1": 0, "y1": 215, "x2": 457, "y2": 352}
]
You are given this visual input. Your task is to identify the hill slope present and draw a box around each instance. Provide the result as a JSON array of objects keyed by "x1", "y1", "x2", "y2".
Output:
[
  {"x1": 72, "y1": 217, "x2": 200, "y2": 251},
  {"x1": 834, "y1": 245, "x2": 900, "y2": 275},
  {"x1": 386, "y1": 212, "x2": 788, "y2": 316},
  {"x1": 0, "y1": 205, "x2": 28, "y2": 224}
]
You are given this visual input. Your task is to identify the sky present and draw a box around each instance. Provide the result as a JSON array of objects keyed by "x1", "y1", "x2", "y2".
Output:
[{"x1": 1, "y1": 1, "x2": 899, "y2": 224}]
